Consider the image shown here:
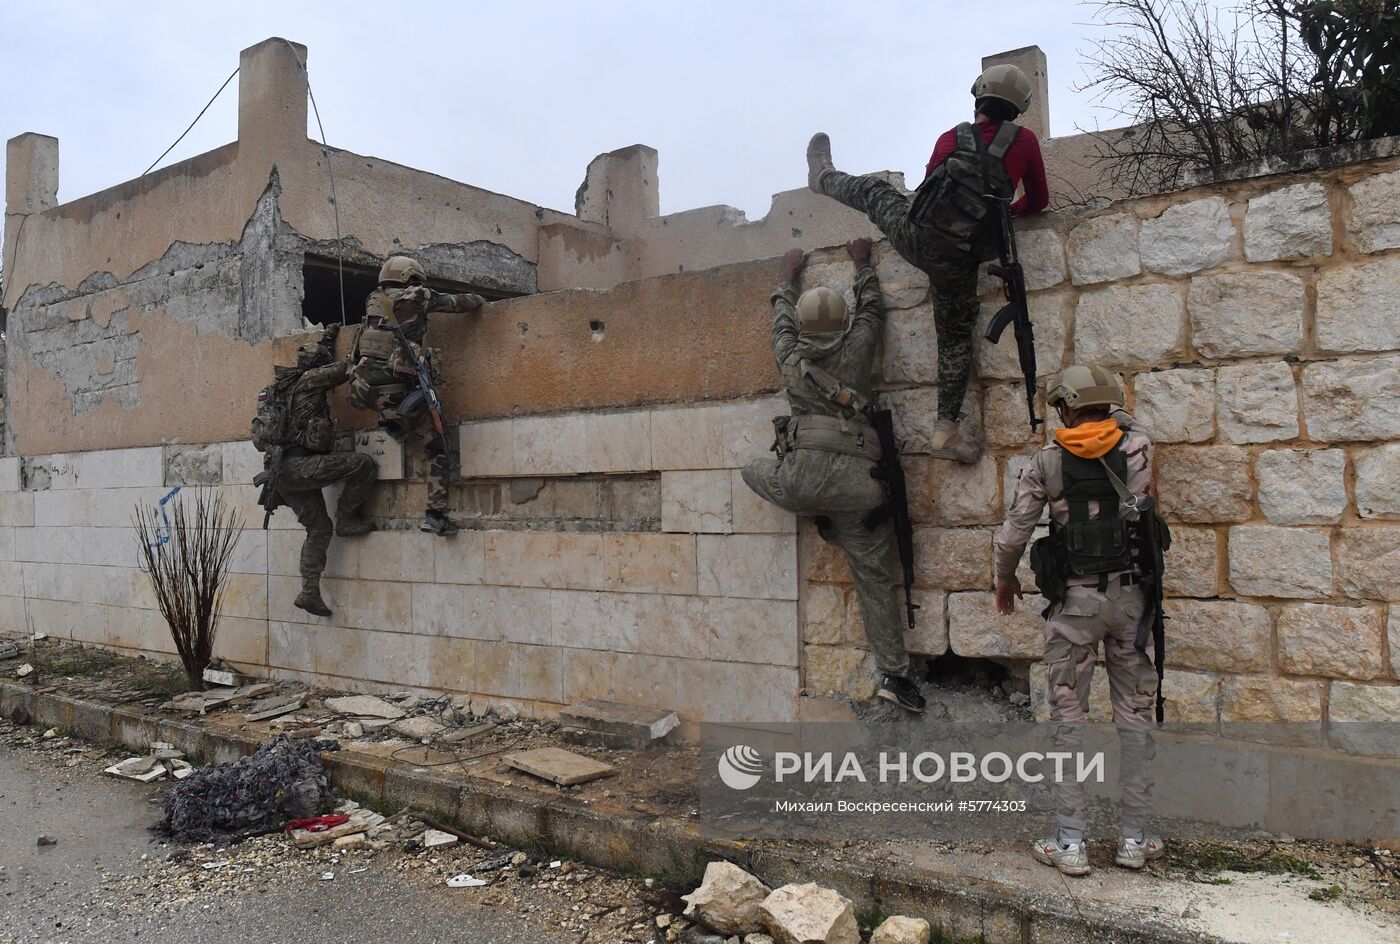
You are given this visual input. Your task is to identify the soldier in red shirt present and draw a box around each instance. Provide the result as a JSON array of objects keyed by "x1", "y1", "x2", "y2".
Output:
[{"x1": 807, "y1": 65, "x2": 1050, "y2": 461}]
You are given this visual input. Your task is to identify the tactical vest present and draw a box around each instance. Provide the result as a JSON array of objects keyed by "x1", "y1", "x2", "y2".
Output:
[
  {"x1": 1053, "y1": 444, "x2": 1136, "y2": 577},
  {"x1": 774, "y1": 357, "x2": 881, "y2": 461},
  {"x1": 908, "y1": 121, "x2": 1019, "y2": 260}
]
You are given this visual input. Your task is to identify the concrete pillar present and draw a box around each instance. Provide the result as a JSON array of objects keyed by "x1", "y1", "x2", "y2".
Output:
[
  {"x1": 575, "y1": 144, "x2": 660, "y2": 233},
  {"x1": 982, "y1": 45, "x2": 1050, "y2": 140},
  {"x1": 237, "y1": 37, "x2": 308, "y2": 155},
  {"x1": 5, "y1": 133, "x2": 59, "y2": 215}
]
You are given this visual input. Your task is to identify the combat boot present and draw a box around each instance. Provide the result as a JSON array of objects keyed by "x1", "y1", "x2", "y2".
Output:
[
  {"x1": 928, "y1": 419, "x2": 981, "y2": 464},
  {"x1": 336, "y1": 515, "x2": 376, "y2": 537},
  {"x1": 420, "y1": 509, "x2": 460, "y2": 537},
  {"x1": 293, "y1": 581, "x2": 332, "y2": 618},
  {"x1": 806, "y1": 132, "x2": 834, "y2": 193}
]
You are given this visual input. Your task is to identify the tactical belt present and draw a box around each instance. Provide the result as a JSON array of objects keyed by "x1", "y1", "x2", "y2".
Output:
[{"x1": 787, "y1": 414, "x2": 882, "y2": 461}]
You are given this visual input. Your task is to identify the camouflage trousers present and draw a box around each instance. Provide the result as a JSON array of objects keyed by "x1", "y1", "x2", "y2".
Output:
[
  {"x1": 376, "y1": 398, "x2": 451, "y2": 514},
  {"x1": 742, "y1": 449, "x2": 910, "y2": 679},
  {"x1": 1043, "y1": 580, "x2": 1156, "y2": 842},
  {"x1": 275, "y1": 451, "x2": 377, "y2": 586},
  {"x1": 820, "y1": 170, "x2": 982, "y2": 421}
]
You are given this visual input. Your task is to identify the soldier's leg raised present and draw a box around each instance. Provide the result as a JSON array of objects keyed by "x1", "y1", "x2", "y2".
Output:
[
  {"x1": 331, "y1": 453, "x2": 378, "y2": 536},
  {"x1": 1102, "y1": 583, "x2": 1159, "y2": 863},
  {"x1": 276, "y1": 485, "x2": 335, "y2": 617}
]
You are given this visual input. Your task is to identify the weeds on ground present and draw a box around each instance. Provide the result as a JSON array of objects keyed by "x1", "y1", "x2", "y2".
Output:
[
  {"x1": 1171, "y1": 845, "x2": 1322, "y2": 883},
  {"x1": 1309, "y1": 884, "x2": 1344, "y2": 902}
]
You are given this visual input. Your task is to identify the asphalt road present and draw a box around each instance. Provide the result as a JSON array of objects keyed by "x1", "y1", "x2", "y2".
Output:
[{"x1": 0, "y1": 741, "x2": 596, "y2": 944}]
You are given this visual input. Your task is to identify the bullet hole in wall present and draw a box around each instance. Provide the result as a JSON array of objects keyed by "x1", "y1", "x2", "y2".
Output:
[{"x1": 590, "y1": 320, "x2": 605, "y2": 342}]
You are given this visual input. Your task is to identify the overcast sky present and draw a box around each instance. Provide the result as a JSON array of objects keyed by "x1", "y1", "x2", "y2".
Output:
[{"x1": 2, "y1": 1, "x2": 1158, "y2": 221}]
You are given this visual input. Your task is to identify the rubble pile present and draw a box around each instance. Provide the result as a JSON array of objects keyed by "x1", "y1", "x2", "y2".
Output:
[
  {"x1": 104, "y1": 741, "x2": 194, "y2": 783},
  {"x1": 155, "y1": 734, "x2": 338, "y2": 842}
]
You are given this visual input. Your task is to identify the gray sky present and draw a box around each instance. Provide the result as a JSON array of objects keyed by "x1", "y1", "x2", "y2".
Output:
[{"x1": 1, "y1": 0, "x2": 1140, "y2": 221}]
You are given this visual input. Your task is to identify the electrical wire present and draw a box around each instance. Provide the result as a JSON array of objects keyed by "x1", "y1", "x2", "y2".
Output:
[{"x1": 140, "y1": 66, "x2": 240, "y2": 178}]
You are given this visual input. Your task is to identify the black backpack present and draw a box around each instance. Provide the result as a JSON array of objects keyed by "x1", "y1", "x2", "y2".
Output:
[{"x1": 908, "y1": 120, "x2": 1019, "y2": 260}]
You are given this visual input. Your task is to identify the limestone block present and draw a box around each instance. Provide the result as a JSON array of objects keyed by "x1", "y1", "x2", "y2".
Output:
[
  {"x1": 1220, "y1": 676, "x2": 1322, "y2": 723},
  {"x1": 802, "y1": 536, "x2": 851, "y2": 585},
  {"x1": 912, "y1": 528, "x2": 991, "y2": 590},
  {"x1": 603, "y1": 532, "x2": 698, "y2": 595},
  {"x1": 458, "y1": 419, "x2": 514, "y2": 477},
  {"x1": 1255, "y1": 449, "x2": 1348, "y2": 525},
  {"x1": 1355, "y1": 445, "x2": 1400, "y2": 519},
  {"x1": 731, "y1": 469, "x2": 797, "y2": 534},
  {"x1": 651, "y1": 404, "x2": 724, "y2": 471},
  {"x1": 1140, "y1": 196, "x2": 1234, "y2": 275},
  {"x1": 548, "y1": 590, "x2": 642, "y2": 652},
  {"x1": 411, "y1": 583, "x2": 467, "y2": 638},
  {"x1": 163, "y1": 444, "x2": 222, "y2": 486},
  {"x1": 1067, "y1": 213, "x2": 1141, "y2": 285},
  {"x1": 351, "y1": 531, "x2": 434, "y2": 583},
  {"x1": 1156, "y1": 445, "x2": 1252, "y2": 523},
  {"x1": 984, "y1": 384, "x2": 1042, "y2": 449},
  {"x1": 1244, "y1": 182, "x2": 1332, "y2": 261},
  {"x1": 1075, "y1": 283, "x2": 1185, "y2": 368},
  {"x1": 1277, "y1": 603, "x2": 1385, "y2": 680},
  {"x1": 760, "y1": 883, "x2": 861, "y2": 944},
  {"x1": 873, "y1": 243, "x2": 930, "y2": 310},
  {"x1": 1336, "y1": 527, "x2": 1400, "y2": 602},
  {"x1": 1228, "y1": 525, "x2": 1332, "y2": 599},
  {"x1": 1215, "y1": 361, "x2": 1299, "y2": 444},
  {"x1": 905, "y1": 587, "x2": 949, "y2": 656},
  {"x1": 1316, "y1": 256, "x2": 1400, "y2": 354},
  {"x1": 1188, "y1": 271, "x2": 1305, "y2": 358},
  {"x1": 1162, "y1": 526, "x2": 1221, "y2": 597},
  {"x1": 1162, "y1": 599, "x2": 1271, "y2": 672},
  {"x1": 698, "y1": 534, "x2": 798, "y2": 600},
  {"x1": 693, "y1": 596, "x2": 798, "y2": 668},
  {"x1": 947, "y1": 591, "x2": 1042, "y2": 658},
  {"x1": 1018, "y1": 226, "x2": 1068, "y2": 290},
  {"x1": 432, "y1": 530, "x2": 486, "y2": 584},
  {"x1": 0, "y1": 458, "x2": 18, "y2": 493},
  {"x1": 883, "y1": 385, "x2": 982, "y2": 460},
  {"x1": 803, "y1": 645, "x2": 877, "y2": 700},
  {"x1": 584, "y1": 410, "x2": 652, "y2": 473},
  {"x1": 483, "y1": 531, "x2": 605, "y2": 590},
  {"x1": 673, "y1": 659, "x2": 799, "y2": 724},
  {"x1": 1131, "y1": 368, "x2": 1215, "y2": 443},
  {"x1": 352, "y1": 429, "x2": 404, "y2": 480},
  {"x1": 974, "y1": 290, "x2": 1070, "y2": 380},
  {"x1": 1346, "y1": 168, "x2": 1400, "y2": 253},
  {"x1": 219, "y1": 440, "x2": 266, "y2": 486},
  {"x1": 722, "y1": 396, "x2": 786, "y2": 469},
  {"x1": 870, "y1": 915, "x2": 932, "y2": 944},
  {"x1": 880, "y1": 303, "x2": 938, "y2": 386},
  {"x1": 0, "y1": 493, "x2": 35, "y2": 528},
  {"x1": 1302, "y1": 355, "x2": 1400, "y2": 442},
  {"x1": 1160, "y1": 669, "x2": 1221, "y2": 725},
  {"x1": 803, "y1": 585, "x2": 849, "y2": 645},
  {"x1": 514, "y1": 414, "x2": 587, "y2": 475},
  {"x1": 1329, "y1": 682, "x2": 1400, "y2": 756},
  {"x1": 662, "y1": 470, "x2": 733, "y2": 534},
  {"x1": 928, "y1": 458, "x2": 1001, "y2": 526},
  {"x1": 681, "y1": 861, "x2": 771, "y2": 937}
]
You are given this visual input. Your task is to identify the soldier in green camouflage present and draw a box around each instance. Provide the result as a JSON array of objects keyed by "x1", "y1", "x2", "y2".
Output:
[
  {"x1": 741, "y1": 239, "x2": 925, "y2": 713},
  {"x1": 349, "y1": 255, "x2": 486, "y2": 536},
  {"x1": 263, "y1": 325, "x2": 378, "y2": 617}
]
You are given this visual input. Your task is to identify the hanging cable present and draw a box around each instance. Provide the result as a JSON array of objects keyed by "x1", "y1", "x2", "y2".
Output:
[
  {"x1": 140, "y1": 66, "x2": 240, "y2": 178},
  {"x1": 280, "y1": 39, "x2": 347, "y2": 326}
]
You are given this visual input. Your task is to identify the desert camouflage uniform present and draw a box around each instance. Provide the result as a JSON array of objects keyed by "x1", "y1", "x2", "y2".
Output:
[
  {"x1": 993, "y1": 417, "x2": 1157, "y2": 842},
  {"x1": 350, "y1": 286, "x2": 484, "y2": 514},
  {"x1": 817, "y1": 170, "x2": 981, "y2": 422},
  {"x1": 741, "y1": 265, "x2": 910, "y2": 679},
  {"x1": 271, "y1": 360, "x2": 377, "y2": 588}
]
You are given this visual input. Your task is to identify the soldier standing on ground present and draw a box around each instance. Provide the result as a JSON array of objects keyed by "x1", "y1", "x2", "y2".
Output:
[
  {"x1": 740, "y1": 238, "x2": 925, "y2": 713},
  {"x1": 349, "y1": 255, "x2": 486, "y2": 537},
  {"x1": 256, "y1": 324, "x2": 378, "y2": 618},
  {"x1": 992, "y1": 365, "x2": 1164, "y2": 877},
  {"x1": 805, "y1": 64, "x2": 1050, "y2": 462}
]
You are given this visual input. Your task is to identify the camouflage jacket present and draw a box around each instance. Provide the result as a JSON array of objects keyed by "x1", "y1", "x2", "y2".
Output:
[
  {"x1": 772, "y1": 265, "x2": 884, "y2": 422},
  {"x1": 275, "y1": 360, "x2": 350, "y2": 454}
]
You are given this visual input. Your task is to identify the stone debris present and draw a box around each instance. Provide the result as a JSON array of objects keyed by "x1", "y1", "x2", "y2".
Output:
[
  {"x1": 390, "y1": 715, "x2": 446, "y2": 742},
  {"x1": 745, "y1": 936, "x2": 775, "y2": 944},
  {"x1": 869, "y1": 915, "x2": 931, "y2": 944},
  {"x1": 446, "y1": 873, "x2": 489, "y2": 888},
  {"x1": 244, "y1": 692, "x2": 306, "y2": 722},
  {"x1": 759, "y1": 883, "x2": 860, "y2": 944},
  {"x1": 560, "y1": 699, "x2": 680, "y2": 750},
  {"x1": 36, "y1": 835, "x2": 57, "y2": 846},
  {"x1": 105, "y1": 754, "x2": 178, "y2": 783},
  {"x1": 503, "y1": 746, "x2": 618, "y2": 786},
  {"x1": 324, "y1": 694, "x2": 406, "y2": 719},
  {"x1": 0, "y1": 641, "x2": 20, "y2": 660},
  {"x1": 164, "y1": 683, "x2": 272, "y2": 715},
  {"x1": 202, "y1": 664, "x2": 247, "y2": 687},
  {"x1": 421, "y1": 828, "x2": 459, "y2": 849},
  {"x1": 16, "y1": 662, "x2": 33, "y2": 678},
  {"x1": 682, "y1": 861, "x2": 772, "y2": 936}
]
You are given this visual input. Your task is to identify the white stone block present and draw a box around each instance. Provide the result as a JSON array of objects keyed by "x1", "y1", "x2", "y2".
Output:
[
  {"x1": 584, "y1": 410, "x2": 651, "y2": 473},
  {"x1": 482, "y1": 531, "x2": 605, "y2": 590},
  {"x1": 689, "y1": 595, "x2": 798, "y2": 667},
  {"x1": 975, "y1": 290, "x2": 1070, "y2": 380},
  {"x1": 352, "y1": 531, "x2": 434, "y2": 583},
  {"x1": 1302, "y1": 355, "x2": 1400, "y2": 442},
  {"x1": 433, "y1": 529, "x2": 487, "y2": 583},
  {"x1": 456, "y1": 585, "x2": 548, "y2": 642},
  {"x1": 650, "y1": 404, "x2": 724, "y2": 471},
  {"x1": 721, "y1": 396, "x2": 785, "y2": 469},
  {"x1": 1228, "y1": 525, "x2": 1332, "y2": 599},
  {"x1": 872, "y1": 243, "x2": 930, "y2": 309},
  {"x1": 352, "y1": 429, "x2": 404, "y2": 480},
  {"x1": 514, "y1": 414, "x2": 587, "y2": 476},
  {"x1": 458, "y1": 418, "x2": 515, "y2": 478},
  {"x1": 549, "y1": 589, "x2": 641, "y2": 653},
  {"x1": 219, "y1": 440, "x2": 266, "y2": 486},
  {"x1": 1068, "y1": 213, "x2": 1141, "y2": 285},
  {"x1": 697, "y1": 534, "x2": 798, "y2": 600},
  {"x1": 0, "y1": 458, "x2": 20, "y2": 493},
  {"x1": 1255, "y1": 449, "x2": 1348, "y2": 525},
  {"x1": 1018, "y1": 226, "x2": 1068, "y2": 290},
  {"x1": 1131, "y1": 368, "x2": 1215, "y2": 443},
  {"x1": 1346, "y1": 168, "x2": 1400, "y2": 253},
  {"x1": 1316, "y1": 256, "x2": 1400, "y2": 354},
  {"x1": 1215, "y1": 361, "x2": 1299, "y2": 444},
  {"x1": 880, "y1": 304, "x2": 938, "y2": 386},
  {"x1": 1075, "y1": 283, "x2": 1185, "y2": 368},
  {"x1": 1244, "y1": 182, "x2": 1332, "y2": 261},
  {"x1": 1140, "y1": 195, "x2": 1234, "y2": 275},
  {"x1": 947, "y1": 591, "x2": 1042, "y2": 658},
  {"x1": 411, "y1": 583, "x2": 466, "y2": 637},
  {"x1": 603, "y1": 532, "x2": 699, "y2": 595},
  {"x1": 1188, "y1": 271, "x2": 1305, "y2": 358},
  {"x1": 1355, "y1": 445, "x2": 1400, "y2": 519},
  {"x1": 661, "y1": 470, "x2": 733, "y2": 533},
  {"x1": 730, "y1": 469, "x2": 796, "y2": 533}
]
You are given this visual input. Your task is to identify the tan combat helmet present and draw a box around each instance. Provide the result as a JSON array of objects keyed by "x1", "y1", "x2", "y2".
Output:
[
  {"x1": 796, "y1": 287, "x2": 848, "y2": 334},
  {"x1": 378, "y1": 255, "x2": 427, "y2": 286},
  {"x1": 1046, "y1": 364, "x2": 1125, "y2": 411},
  {"x1": 971, "y1": 64, "x2": 1033, "y2": 115}
]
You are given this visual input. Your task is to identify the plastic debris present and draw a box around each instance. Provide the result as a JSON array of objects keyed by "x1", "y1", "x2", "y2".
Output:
[{"x1": 447, "y1": 874, "x2": 489, "y2": 888}]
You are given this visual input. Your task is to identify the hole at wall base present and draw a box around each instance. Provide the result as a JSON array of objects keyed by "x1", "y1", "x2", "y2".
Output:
[{"x1": 589, "y1": 320, "x2": 605, "y2": 342}]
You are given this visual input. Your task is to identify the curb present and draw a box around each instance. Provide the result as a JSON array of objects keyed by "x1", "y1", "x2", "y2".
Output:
[{"x1": 0, "y1": 681, "x2": 1218, "y2": 944}]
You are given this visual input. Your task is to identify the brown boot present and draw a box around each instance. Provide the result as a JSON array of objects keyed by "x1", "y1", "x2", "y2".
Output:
[
  {"x1": 336, "y1": 516, "x2": 375, "y2": 537},
  {"x1": 807, "y1": 132, "x2": 834, "y2": 193},
  {"x1": 293, "y1": 582, "x2": 332, "y2": 618},
  {"x1": 928, "y1": 419, "x2": 982, "y2": 464}
]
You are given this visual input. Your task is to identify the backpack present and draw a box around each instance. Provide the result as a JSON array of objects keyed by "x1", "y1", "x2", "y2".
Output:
[
  {"x1": 250, "y1": 373, "x2": 299, "y2": 454},
  {"x1": 908, "y1": 120, "x2": 1019, "y2": 260}
]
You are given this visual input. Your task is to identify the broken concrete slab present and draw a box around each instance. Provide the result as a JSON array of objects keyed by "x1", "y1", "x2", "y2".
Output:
[
  {"x1": 390, "y1": 716, "x2": 446, "y2": 742},
  {"x1": 502, "y1": 747, "x2": 617, "y2": 786},
  {"x1": 104, "y1": 756, "x2": 167, "y2": 783},
  {"x1": 0, "y1": 642, "x2": 20, "y2": 661},
  {"x1": 559, "y1": 699, "x2": 680, "y2": 750},
  {"x1": 163, "y1": 687, "x2": 246, "y2": 714},
  {"x1": 422, "y1": 828, "x2": 459, "y2": 849},
  {"x1": 682, "y1": 861, "x2": 772, "y2": 936},
  {"x1": 325, "y1": 695, "x2": 406, "y2": 719},
  {"x1": 202, "y1": 666, "x2": 248, "y2": 688},
  {"x1": 760, "y1": 883, "x2": 860, "y2": 944},
  {"x1": 245, "y1": 693, "x2": 305, "y2": 722}
]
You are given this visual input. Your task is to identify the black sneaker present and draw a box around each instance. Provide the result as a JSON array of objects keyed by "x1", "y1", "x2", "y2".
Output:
[
  {"x1": 420, "y1": 511, "x2": 459, "y2": 537},
  {"x1": 876, "y1": 675, "x2": 926, "y2": 713}
]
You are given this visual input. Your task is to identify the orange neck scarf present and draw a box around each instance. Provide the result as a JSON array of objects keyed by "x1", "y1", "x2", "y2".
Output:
[{"x1": 1054, "y1": 418, "x2": 1123, "y2": 459}]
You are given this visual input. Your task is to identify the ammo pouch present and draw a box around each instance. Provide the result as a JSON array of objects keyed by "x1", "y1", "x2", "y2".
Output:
[
  {"x1": 355, "y1": 324, "x2": 398, "y2": 363},
  {"x1": 770, "y1": 416, "x2": 792, "y2": 459},
  {"x1": 304, "y1": 416, "x2": 333, "y2": 454},
  {"x1": 785, "y1": 414, "x2": 882, "y2": 462},
  {"x1": 1030, "y1": 532, "x2": 1068, "y2": 612}
]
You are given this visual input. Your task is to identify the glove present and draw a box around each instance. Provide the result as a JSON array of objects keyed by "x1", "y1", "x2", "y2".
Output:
[{"x1": 400, "y1": 284, "x2": 431, "y2": 306}]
